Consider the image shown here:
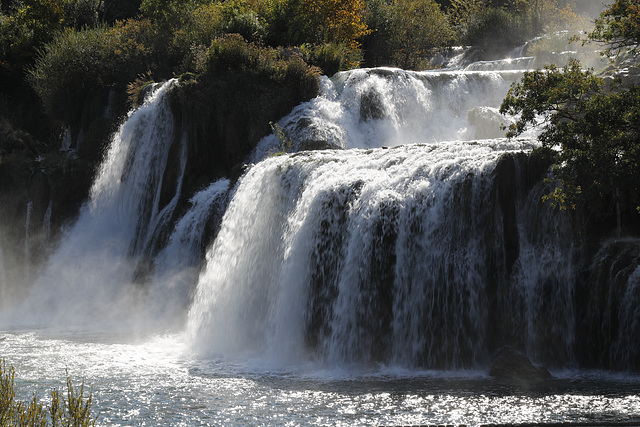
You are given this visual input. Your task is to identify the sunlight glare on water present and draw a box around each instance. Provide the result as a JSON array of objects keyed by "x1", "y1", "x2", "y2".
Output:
[{"x1": 1, "y1": 330, "x2": 640, "y2": 426}]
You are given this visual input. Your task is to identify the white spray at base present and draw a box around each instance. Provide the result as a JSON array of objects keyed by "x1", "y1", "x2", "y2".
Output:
[{"x1": 8, "y1": 81, "x2": 192, "y2": 329}]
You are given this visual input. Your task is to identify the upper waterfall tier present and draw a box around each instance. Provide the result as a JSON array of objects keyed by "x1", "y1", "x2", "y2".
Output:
[{"x1": 251, "y1": 68, "x2": 529, "y2": 161}]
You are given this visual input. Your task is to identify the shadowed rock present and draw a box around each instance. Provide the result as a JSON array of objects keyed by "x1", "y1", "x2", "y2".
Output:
[{"x1": 489, "y1": 347, "x2": 552, "y2": 382}]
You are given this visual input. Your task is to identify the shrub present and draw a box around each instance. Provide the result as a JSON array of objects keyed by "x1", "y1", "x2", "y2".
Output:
[
  {"x1": 29, "y1": 19, "x2": 163, "y2": 124},
  {"x1": 389, "y1": 0, "x2": 453, "y2": 69},
  {"x1": 219, "y1": 0, "x2": 268, "y2": 42},
  {"x1": 170, "y1": 34, "x2": 320, "y2": 190},
  {"x1": 301, "y1": 42, "x2": 361, "y2": 75},
  {"x1": 205, "y1": 33, "x2": 270, "y2": 74},
  {"x1": 62, "y1": 0, "x2": 100, "y2": 28},
  {"x1": 461, "y1": 7, "x2": 530, "y2": 54},
  {"x1": 0, "y1": 359, "x2": 97, "y2": 427},
  {"x1": 361, "y1": 0, "x2": 396, "y2": 67},
  {"x1": 263, "y1": 0, "x2": 314, "y2": 46},
  {"x1": 363, "y1": 0, "x2": 452, "y2": 69},
  {"x1": 173, "y1": 3, "x2": 226, "y2": 52}
]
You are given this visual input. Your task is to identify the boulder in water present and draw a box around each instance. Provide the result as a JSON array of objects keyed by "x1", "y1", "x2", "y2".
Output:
[{"x1": 489, "y1": 347, "x2": 552, "y2": 382}]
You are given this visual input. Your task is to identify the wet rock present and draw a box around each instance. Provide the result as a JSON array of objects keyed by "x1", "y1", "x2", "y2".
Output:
[
  {"x1": 360, "y1": 89, "x2": 385, "y2": 121},
  {"x1": 489, "y1": 347, "x2": 552, "y2": 382},
  {"x1": 467, "y1": 106, "x2": 510, "y2": 139}
]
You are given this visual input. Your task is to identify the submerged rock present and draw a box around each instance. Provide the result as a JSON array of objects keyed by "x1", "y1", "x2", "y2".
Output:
[{"x1": 489, "y1": 347, "x2": 552, "y2": 382}]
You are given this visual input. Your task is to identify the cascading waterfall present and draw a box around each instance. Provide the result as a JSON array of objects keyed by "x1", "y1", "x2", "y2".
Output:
[
  {"x1": 187, "y1": 65, "x2": 584, "y2": 369},
  {"x1": 187, "y1": 140, "x2": 576, "y2": 369},
  {"x1": 4, "y1": 43, "x2": 635, "y2": 372},
  {"x1": 251, "y1": 68, "x2": 526, "y2": 161},
  {"x1": 11, "y1": 80, "x2": 187, "y2": 327},
  {"x1": 151, "y1": 178, "x2": 230, "y2": 308},
  {"x1": 23, "y1": 201, "x2": 32, "y2": 284}
]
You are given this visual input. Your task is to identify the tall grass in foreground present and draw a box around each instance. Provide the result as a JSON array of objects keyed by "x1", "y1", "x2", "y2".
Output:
[{"x1": 0, "y1": 360, "x2": 96, "y2": 427}]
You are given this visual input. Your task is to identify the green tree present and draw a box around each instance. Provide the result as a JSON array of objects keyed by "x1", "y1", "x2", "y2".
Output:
[
  {"x1": 500, "y1": 0, "x2": 640, "y2": 235},
  {"x1": 390, "y1": 0, "x2": 453, "y2": 68},
  {"x1": 317, "y1": 0, "x2": 369, "y2": 45},
  {"x1": 588, "y1": 0, "x2": 640, "y2": 57},
  {"x1": 0, "y1": 0, "x2": 67, "y2": 70},
  {"x1": 363, "y1": 0, "x2": 452, "y2": 69},
  {"x1": 501, "y1": 59, "x2": 640, "y2": 229}
]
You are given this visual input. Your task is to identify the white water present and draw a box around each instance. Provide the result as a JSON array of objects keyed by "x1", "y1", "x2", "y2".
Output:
[
  {"x1": 1, "y1": 38, "x2": 639, "y2": 426},
  {"x1": 251, "y1": 68, "x2": 527, "y2": 161},
  {"x1": 6, "y1": 80, "x2": 183, "y2": 329},
  {"x1": 187, "y1": 140, "x2": 581, "y2": 370},
  {"x1": 150, "y1": 178, "x2": 230, "y2": 310}
]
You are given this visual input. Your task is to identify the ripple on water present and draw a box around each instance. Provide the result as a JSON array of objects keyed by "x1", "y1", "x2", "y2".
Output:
[{"x1": 1, "y1": 330, "x2": 640, "y2": 426}]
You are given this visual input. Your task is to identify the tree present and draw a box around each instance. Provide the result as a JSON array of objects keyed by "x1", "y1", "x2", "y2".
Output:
[
  {"x1": 363, "y1": 0, "x2": 452, "y2": 69},
  {"x1": 588, "y1": 0, "x2": 640, "y2": 57},
  {"x1": 500, "y1": 0, "x2": 640, "y2": 234},
  {"x1": 304, "y1": 0, "x2": 370, "y2": 47},
  {"x1": 390, "y1": 0, "x2": 453, "y2": 68},
  {"x1": 501, "y1": 59, "x2": 639, "y2": 210}
]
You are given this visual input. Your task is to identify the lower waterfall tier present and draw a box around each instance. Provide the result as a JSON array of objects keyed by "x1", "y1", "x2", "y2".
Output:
[{"x1": 186, "y1": 141, "x2": 610, "y2": 369}]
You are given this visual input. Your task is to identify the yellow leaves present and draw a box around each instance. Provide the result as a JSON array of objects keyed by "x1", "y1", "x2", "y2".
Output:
[
  {"x1": 541, "y1": 184, "x2": 580, "y2": 210},
  {"x1": 303, "y1": 0, "x2": 370, "y2": 46}
]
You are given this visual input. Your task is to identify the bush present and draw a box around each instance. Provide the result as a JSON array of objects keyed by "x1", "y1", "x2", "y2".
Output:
[
  {"x1": 363, "y1": 0, "x2": 452, "y2": 69},
  {"x1": 361, "y1": 0, "x2": 396, "y2": 67},
  {"x1": 301, "y1": 42, "x2": 361, "y2": 75},
  {"x1": 461, "y1": 7, "x2": 530, "y2": 54},
  {"x1": 263, "y1": 0, "x2": 314, "y2": 46},
  {"x1": 173, "y1": 3, "x2": 226, "y2": 52},
  {"x1": 500, "y1": 59, "x2": 640, "y2": 229},
  {"x1": 0, "y1": 359, "x2": 97, "y2": 427},
  {"x1": 29, "y1": 19, "x2": 163, "y2": 124},
  {"x1": 170, "y1": 34, "x2": 320, "y2": 190}
]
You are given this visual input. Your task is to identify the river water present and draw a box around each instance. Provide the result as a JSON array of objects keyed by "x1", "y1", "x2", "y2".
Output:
[{"x1": 2, "y1": 330, "x2": 640, "y2": 426}]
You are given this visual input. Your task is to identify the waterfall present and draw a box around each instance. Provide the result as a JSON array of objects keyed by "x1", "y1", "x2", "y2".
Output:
[
  {"x1": 187, "y1": 140, "x2": 576, "y2": 369},
  {"x1": 3, "y1": 38, "x2": 634, "y2": 371},
  {"x1": 576, "y1": 239, "x2": 640, "y2": 371},
  {"x1": 151, "y1": 178, "x2": 230, "y2": 309},
  {"x1": 23, "y1": 201, "x2": 32, "y2": 284},
  {"x1": 251, "y1": 68, "x2": 527, "y2": 161},
  {"x1": 13, "y1": 80, "x2": 185, "y2": 327},
  {"x1": 0, "y1": 200, "x2": 6, "y2": 308},
  {"x1": 187, "y1": 64, "x2": 584, "y2": 369}
]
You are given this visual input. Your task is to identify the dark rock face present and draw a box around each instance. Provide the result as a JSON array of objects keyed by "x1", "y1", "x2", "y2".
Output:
[{"x1": 489, "y1": 347, "x2": 552, "y2": 382}]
